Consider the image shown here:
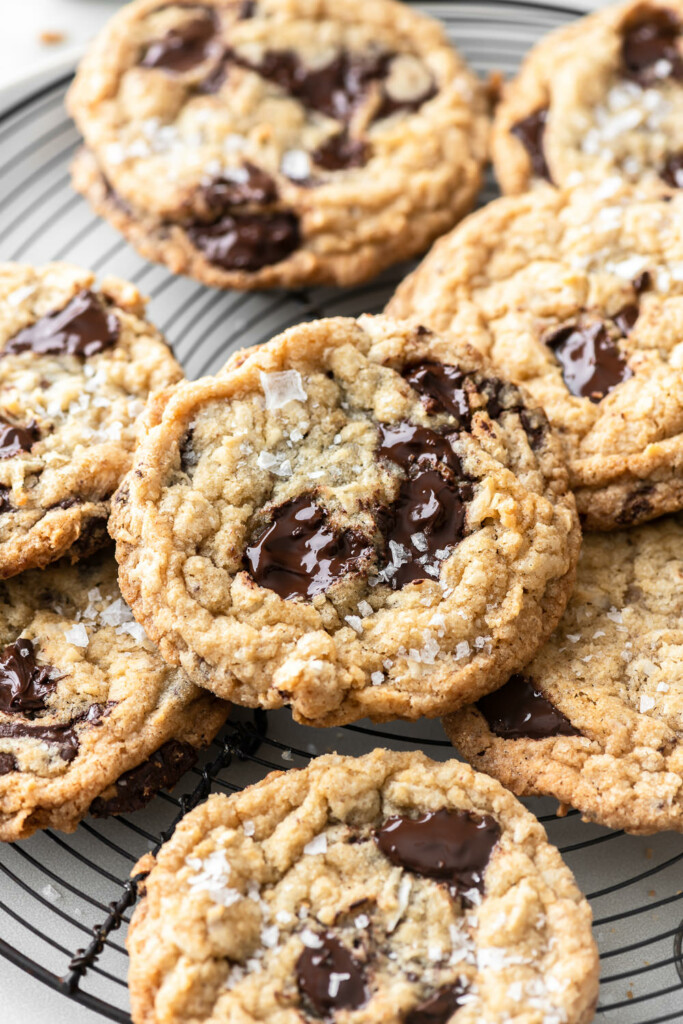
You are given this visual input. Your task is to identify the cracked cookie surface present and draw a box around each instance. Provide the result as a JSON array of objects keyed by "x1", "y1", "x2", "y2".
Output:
[
  {"x1": 0, "y1": 546, "x2": 228, "y2": 840},
  {"x1": 388, "y1": 183, "x2": 683, "y2": 530},
  {"x1": 110, "y1": 314, "x2": 579, "y2": 727},
  {"x1": 446, "y1": 513, "x2": 683, "y2": 835},
  {"x1": 67, "y1": 0, "x2": 488, "y2": 290},
  {"x1": 127, "y1": 749, "x2": 598, "y2": 1024},
  {"x1": 491, "y1": 0, "x2": 683, "y2": 193},
  {"x1": 0, "y1": 262, "x2": 183, "y2": 577}
]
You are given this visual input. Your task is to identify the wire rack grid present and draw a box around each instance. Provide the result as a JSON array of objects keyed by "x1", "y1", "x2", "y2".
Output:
[{"x1": 0, "y1": 2, "x2": 682, "y2": 1021}]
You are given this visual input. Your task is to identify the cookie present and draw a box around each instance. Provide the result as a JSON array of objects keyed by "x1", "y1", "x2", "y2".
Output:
[
  {"x1": 491, "y1": 0, "x2": 683, "y2": 193},
  {"x1": 66, "y1": 0, "x2": 488, "y2": 290},
  {"x1": 388, "y1": 182, "x2": 683, "y2": 530},
  {"x1": 0, "y1": 546, "x2": 228, "y2": 841},
  {"x1": 0, "y1": 262, "x2": 183, "y2": 578},
  {"x1": 110, "y1": 314, "x2": 579, "y2": 727},
  {"x1": 127, "y1": 749, "x2": 599, "y2": 1024},
  {"x1": 445, "y1": 513, "x2": 683, "y2": 835}
]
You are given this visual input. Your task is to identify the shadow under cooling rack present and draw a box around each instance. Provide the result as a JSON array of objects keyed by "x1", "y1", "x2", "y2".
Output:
[{"x1": 0, "y1": 1, "x2": 682, "y2": 1021}]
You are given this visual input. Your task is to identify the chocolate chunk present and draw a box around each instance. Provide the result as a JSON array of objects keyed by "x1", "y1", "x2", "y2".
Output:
[
  {"x1": 196, "y1": 59, "x2": 228, "y2": 94},
  {"x1": 405, "y1": 981, "x2": 468, "y2": 1024},
  {"x1": 633, "y1": 270, "x2": 652, "y2": 294},
  {"x1": 140, "y1": 9, "x2": 218, "y2": 72},
  {"x1": 546, "y1": 321, "x2": 632, "y2": 402},
  {"x1": 179, "y1": 429, "x2": 199, "y2": 472},
  {"x1": 612, "y1": 303, "x2": 639, "y2": 336},
  {"x1": 381, "y1": 470, "x2": 471, "y2": 589},
  {"x1": 201, "y1": 164, "x2": 278, "y2": 212},
  {"x1": 311, "y1": 131, "x2": 370, "y2": 171},
  {"x1": 239, "y1": 0, "x2": 256, "y2": 16},
  {"x1": 374, "y1": 80, "x2": 436, "y2": 121},
  {"x1": 0, "y1": 752, "x2": 16, "y2": 775},
  {"x1": 374, "y1": 807, "x2": 500, "y2": 899},
  {"x1": 296, "y1": 931, "x2": 368, "y2": 1017},
  {"x1": 519, "y1": 409, "x2": 546, "y2": 451},
  {"x1": 661, "y1": 152, "x2": 683, "y2": 187},
  {"x1": 510, "y1": 108, "x2": 551, "y2": 182},
  {"x1": 403, "y1": 361, "x2": 471, "y2": 427},
  {"x1": 0, "y1": 701, "x2": 114, "y2": 762},
  {"x1": 378, "y1": 421, "x2": 464, "y2": 477},
  {"x1": 5, "y1": 290, "x2": 120, "y2": 359},
  {"x1": 0, "y1": 487, "x2": 10, "y2": 514},
  {"x1": 0, "y1": 417, "x2": 39, "y2": 458},
  {"x1": 477, "y1": 673, "x2": 580, "y2": 740},
  {"x1": 187, "y1": 211, "x2": 300, "y2": 271},
  {"x1": 0, "y1": 638, "x2": 56, "y2": 714},
  {"x1": 229, "y1": 47, "x2": 392, "y2": 121},
  {"x1": 622, "y1": 9, "x2": 683, "y2": 85},
  {"x1": 90, "y1": 739, "x2": 197, "y2": 816},
  {"x1": 615, "y1": 486, "x2": 654, "y2": 525},
  {"x1": 244, "y1": 494, "x2": 373, "y2": 600}
]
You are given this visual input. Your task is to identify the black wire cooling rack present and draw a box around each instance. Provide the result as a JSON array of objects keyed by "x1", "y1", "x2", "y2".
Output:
[{"x1": 1, "y1": 2, "x2": 683, "y2": 1021}]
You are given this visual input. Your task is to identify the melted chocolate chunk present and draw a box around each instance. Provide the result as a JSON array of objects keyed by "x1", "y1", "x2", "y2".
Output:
[
  {"x1": 179, "y1": 429, "x2": 199, "y2": 473},
  {"x1": 244, "y1": 494, "x2": 373, "y2": 600},
  {"x1": 0, "y1": 638, "x2": 56, "y2": 714},
  {"x1": 510, "y1": 108, "x2": 551, "y2": 182},
  {"x1": 0, "y1": 417, "x2": 39, "y2": 458},
  {"x1": 296, "y1": 931, "x2": 368, "y2": 1018},
  {"x1": 546, "y1": 321, "x2": 632, "y2": 402},
  {"x1": 0, "y1": 752, "x2": 16, "y2": 775},
  {"x1": 633, "y1": 270, "x2": 652, "y2": 294},
  {"x1": 405, "y1": 981, "x2": 468, "y2": 1024},
  {"x1": 374, "y1": 807, "x2": 500, "y2": 899},
  {"x1": 378, "y1": 421, "x2": 463, "y2": 477},
  {"x1": 187, "y1": 210, "x2": 300, "y2": 271},
  {"x1": 613, "y1": 303, "x2": 639, "y2": 336},
  {"x1": 0, "y1": 701, "x2": 114, "y2": 762},
  {"x1": 140, "y1": 8, "x2": 218, "y2": 72},
  {"x1": 0, "y1": 487, "x2": 10, "y2": 514},
  {"x1": 661, "y1": 151, "x2": 683, "y2": 187},
  {"x1": 622, "y1": 9, "x2": 683, "y2": 85},
  {"x1": 403, "y1": 361, "x2": 471, "y2": 427},
  {"x1": 5, "y1": 290, "x2": 120, "y2": 359},
  {"x1": 381, "y1": 470, "x2": 470, "y2": 589},
  {"x1": 477, "y1": 674, "x2": 580, "y2": 740},
  {"x1": 311, "y1": 131, "x2": 370, "y2": 171},
  {"x1": 229, "y1": 47, "x2": 392, "y2": 121},
  {"x1": 201, "y1": 163, "x2": 278, "y2": 211},
  {"x1": 90, "y1": 739, "x2": 197, "y2": 816},
  {"x1": 374, "y1": 80, "x2": 437, "y2": 121}
]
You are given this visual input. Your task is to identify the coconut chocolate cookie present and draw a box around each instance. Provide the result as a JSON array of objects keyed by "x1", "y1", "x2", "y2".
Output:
[
  {"x1": 67, "y1": 0, "x2": 488, "y2": 290},
  {"x1": 110, "y1": 314, "x2": 579, "y2": 727},
  {"x1": 388, "y1": 182, "x2": 683, "y2": 530},
  {"x1": 127, "y1": 750, "x2": 599, "y2": 1024},
  {"x1": 491, "y1": 0, "x2": 683, "y2": 193},
  {"x1": 445, "y1": 513, "x2": 683, "y2": 835},
  {"x1": 0, "y1": 262, "x2": 183, "y2": 578},
  {"x1": 0, "y1": 547, "x2": 228, "y2": 841}
]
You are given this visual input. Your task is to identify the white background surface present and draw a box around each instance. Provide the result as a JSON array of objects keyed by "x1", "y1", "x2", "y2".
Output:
[
  {"x1": 0, "y1": 2, "x2": 626, "y2": 1024},
  {"x1": 2, "y1": 7, "x2": 125, "y2": 1019}
]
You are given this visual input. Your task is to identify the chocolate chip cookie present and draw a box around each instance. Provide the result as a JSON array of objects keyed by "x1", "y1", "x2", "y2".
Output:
[
  {"x1": 127, "y1": 749, "x2": 599, "y2": 1024},
  {"x1": 110, "y1": 314, "x2": 579, "y2": 727},
  {"x1": 446, "y1": 513, "x2": 683, "y2": 835},
  {"x1": 0, "y1": 546, "x2": 228, "y2": 840},
  {"x1": 491, "y1": 0, "x2": 683, "y2": 193},
  {"x1": 388, "y1": 182, "x2": 683, "y2": 530},
  {"x1": 67, "y1": 0, "x2": 488, "y2": 290},
  {"x1": 0, "y1": 262, "x2": 183, "y2": 578}
]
